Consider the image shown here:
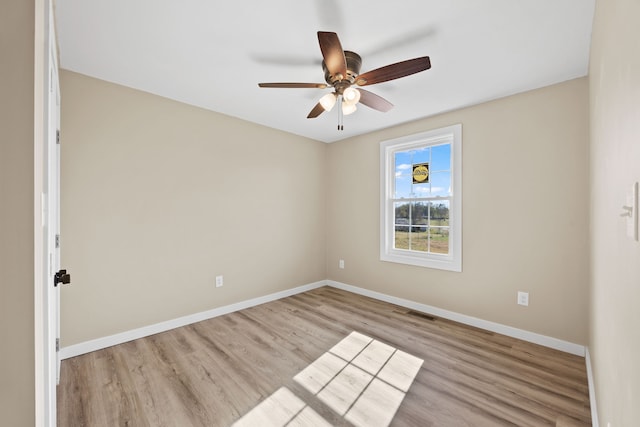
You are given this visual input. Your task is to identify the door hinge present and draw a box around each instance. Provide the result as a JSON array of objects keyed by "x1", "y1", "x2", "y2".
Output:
[
  {"x1": 55, "y1": 234, "x2": 60, "y2": 248},
  {"x1": 56, "y1": 130, "x2": 60, "y2": 144},
  {"x1": 56, "y1": 338, "x2": 60, "y2": 352}
]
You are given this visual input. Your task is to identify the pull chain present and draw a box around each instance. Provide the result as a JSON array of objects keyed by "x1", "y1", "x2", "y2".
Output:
[{"x1": 337, "y1": 95, "x2": 344, "y2": 131}]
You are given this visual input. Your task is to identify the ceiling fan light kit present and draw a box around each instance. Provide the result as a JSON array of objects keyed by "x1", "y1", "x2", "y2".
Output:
[
  {"x1": 342, "y1": 87, "x2": 361, "y2": 105},
  {"x1": 258, "y1": 31, "x2": 431, "y2": 130},
  {"x1": 319, "y1": 92, "x2": 337, "y2": 112},
  {"x1": 342, "y1": 102, "x2": 357, "y2": 116}
]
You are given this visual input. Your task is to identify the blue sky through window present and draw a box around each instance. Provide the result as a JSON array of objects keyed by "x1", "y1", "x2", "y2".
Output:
[{"x1": 394, "y1": 143, "x2": 451, "y2": 198}]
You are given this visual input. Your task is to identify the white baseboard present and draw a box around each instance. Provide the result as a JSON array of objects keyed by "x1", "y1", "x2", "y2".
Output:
[
  {"x1": 585, "y1": 347, "x2": 599, "y2": 427},
  {"x1": 61, "y1": 279, "x2": 586, "y2": 360},
  {"x1": 59, "y1": 280, "x2": 326, "y2": 360},
  {"x1": 326, "y1": 280, "x2": 586, "y2": 357}
]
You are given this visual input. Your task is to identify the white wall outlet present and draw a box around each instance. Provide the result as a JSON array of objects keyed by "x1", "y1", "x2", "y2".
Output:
[
  {"x1": 339, "y1": 259, "x2": 345, "y2": 269},
  {"x1": 517, "y1": 291, "x2": 529, "y2": 306},
  {"x1": 215, "y1": 275, "x2": 223, "y2": 288}
]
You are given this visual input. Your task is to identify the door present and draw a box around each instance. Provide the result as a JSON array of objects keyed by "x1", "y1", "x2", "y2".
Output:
[
  {"x1": 50, "y1": 49, "x2": 62, "y2": 382},
  {"x1": 42, "y1": 7, "x2": 68, "y2": 424}
]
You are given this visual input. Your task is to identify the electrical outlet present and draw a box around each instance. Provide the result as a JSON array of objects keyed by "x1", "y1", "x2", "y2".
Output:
[
  {"x1": 339, "y1": 259, "x2": 345, "y2": 269},
  {"x1": 215, "y1": 275, "x2": 223, "y2": 288},
  {"x1": 517, "y1": 291, "x2": 529, "y2": 306}
]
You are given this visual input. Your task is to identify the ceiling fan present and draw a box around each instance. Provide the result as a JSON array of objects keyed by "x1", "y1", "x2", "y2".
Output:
[{"x1": 258, "y1": 31, "x2": 431, "y2": 128}]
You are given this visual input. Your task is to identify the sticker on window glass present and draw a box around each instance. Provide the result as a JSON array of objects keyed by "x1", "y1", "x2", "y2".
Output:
[{"x1": 412, "y1": 163, "x2": 429, "y2": 184}]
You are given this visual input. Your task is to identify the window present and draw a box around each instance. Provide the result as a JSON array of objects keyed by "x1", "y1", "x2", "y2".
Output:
[{"x1": 380, "y1": 124, "x2": 462, "y2": 271}]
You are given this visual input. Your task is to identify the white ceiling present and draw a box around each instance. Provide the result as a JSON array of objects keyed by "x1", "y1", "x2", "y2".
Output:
[{"x1": 55, "y1": 0, "x2": 595, "y2": 143}]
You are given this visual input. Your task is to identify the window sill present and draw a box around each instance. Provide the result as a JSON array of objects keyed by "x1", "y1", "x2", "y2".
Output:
[{"x1": 380, "y1": 251, "x2": 462, "y2": 272}]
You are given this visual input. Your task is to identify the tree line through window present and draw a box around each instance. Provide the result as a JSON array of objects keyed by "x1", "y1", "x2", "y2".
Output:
[{"x1": 394, "y1": 202, "x2": 449, "y2": 254}]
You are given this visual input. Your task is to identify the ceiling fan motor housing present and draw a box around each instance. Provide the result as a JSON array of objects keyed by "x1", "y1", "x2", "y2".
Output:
[{"x1": 323, "y1": 50, "x2": 362, "y2": 92}]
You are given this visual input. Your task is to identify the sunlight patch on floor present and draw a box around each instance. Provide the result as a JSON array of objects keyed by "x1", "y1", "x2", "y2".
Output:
[
  {"x1": 296, "y1": 331, "x2": 423, "y2": 427},
  {"x1": 232, "y1": 387, "x2": 333, "y2": 427},
  {"x1": 233, "y1": 331, "x2": 423, "y2": 427}
]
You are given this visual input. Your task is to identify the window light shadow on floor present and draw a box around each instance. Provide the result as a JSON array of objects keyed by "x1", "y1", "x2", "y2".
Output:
[{"x1": 233, "y1": 331, "x2": 424, "y2": 427}]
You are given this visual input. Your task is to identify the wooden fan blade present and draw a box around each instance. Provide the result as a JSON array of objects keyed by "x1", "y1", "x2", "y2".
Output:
[
  {"x1": 357, "y1": 89, "x2": 394, "y2": 112},
  {"x1": 307, "y1": 102, "x2": 325, "y2": 119},
  {"x1": 355, "y1": 56, "x2": 431, "y2": 86},
  {"x1": 318, "y1": 31, "x2": 347, "y2": 79},
  {"x1": 259, "y1": 83, "x2": 328, "y2": 89}
]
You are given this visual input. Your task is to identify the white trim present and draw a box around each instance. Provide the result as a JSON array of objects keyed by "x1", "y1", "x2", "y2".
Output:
[
  {"x1": 585, "y1": 347, "x2": 599, "y2": 427},
  {"x1": 326, "y1": 280, "x2": 586, "y2": 357},
  {"x1": 60, "y1": 281, "x2": 326, "y2": 359},
  {"x1": 35, "y1": 1, "x2": 57, "y2": 425}
]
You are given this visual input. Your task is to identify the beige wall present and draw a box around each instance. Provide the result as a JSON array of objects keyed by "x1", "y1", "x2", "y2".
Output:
[
  {"x1": 61, "y1": 73, "x2": 591, "y2": 348},
  {"x1": 0, "y1": 1, "x2": 36, "y2": 426},
  {"x1": 589, "y1": 0, "x2": 640, "y2": 425},
  {"x1": 60, "y1": 71, "x2": 327, "y2": 345},
  {"x1": 327, "y1": 78, "x2": 590, "y2": 345}
]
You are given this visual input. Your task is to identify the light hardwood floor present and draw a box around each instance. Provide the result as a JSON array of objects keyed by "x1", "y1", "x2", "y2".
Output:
[{"x1": 57, "y1": 286, "x2": 591, "y2": 426}]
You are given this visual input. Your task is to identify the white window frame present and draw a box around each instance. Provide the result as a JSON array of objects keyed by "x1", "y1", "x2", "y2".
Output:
[{"x1": 380, "y1": 124, "x2": 462, "y2": 272}]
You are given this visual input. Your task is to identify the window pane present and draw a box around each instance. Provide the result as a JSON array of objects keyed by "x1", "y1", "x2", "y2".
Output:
[
  {"x1": 410, "y1": 148, "x2": 430, "y2": 196},
  {"x1": 411, "y1": 226, "x2": 428, "y2": 252},
  {"x1": 429, "y1": 172, "x2": 451, "y2": 196},
  {"x1": 411, "y1": 203, "x2": 428, "y2": 252},
  {"x1": 430, "y1": 143, "x2": 451, "y2": 172},
  {"x1": 411, "y1": 202, "x2": 429, "y2": 226},
  {"x1": 394, "y1": 202, "x2": 410, "y2": 250},
  {"x1": 411, "y1": 183, "x2": 430, "y2": 197},
  {"x1": 394, "y1": 152, "x2": 413, "y2": 199},
  {"x1": 394, "y1": 229, "x2": 410, "y2": 250},
  {"x1": 410, "y1": 147, "x2": 430, "y2": 165},
  {"x1": 429, "y1": 228, "x2": 449, "y2": 254},
  {"x1": 394, "y1": 203, "x2": 410, "y2": 226},
  {"x1": 430, "y1": 201, "x2": 450, "y2": 227}
]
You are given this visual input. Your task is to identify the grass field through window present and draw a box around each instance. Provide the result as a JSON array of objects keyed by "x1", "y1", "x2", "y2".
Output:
[{"x1": 394, "y1": 227, "x2": 449, "y2": 254}]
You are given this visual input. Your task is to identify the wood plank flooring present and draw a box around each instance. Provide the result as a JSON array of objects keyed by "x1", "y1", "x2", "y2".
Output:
[{"x1": 57, "y1": 286, "x2": 591, "y2": 426}]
